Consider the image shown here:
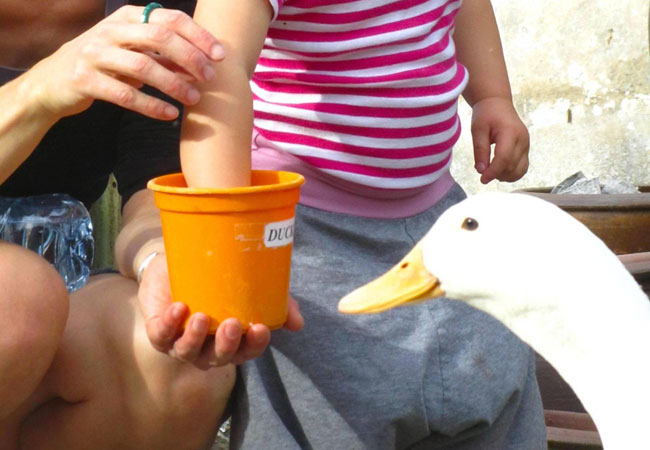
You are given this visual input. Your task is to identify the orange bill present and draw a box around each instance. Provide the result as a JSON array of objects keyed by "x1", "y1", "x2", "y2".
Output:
[{"x1": 338, "y1": 242, "x2": 445, "y2": 314}]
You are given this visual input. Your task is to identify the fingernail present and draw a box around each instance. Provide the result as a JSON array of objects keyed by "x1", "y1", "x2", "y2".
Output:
[
  {"x1": 202, "y1": 64, "x2": 215, "y2": 81},
  {"x1": 192, "y1": 316, "x2": 207, "y2": 333},
  {"x1": 164, "y1": 105, "x2": 178, "y2": 119},
  {"x1": 475, "y1": 162, "x2": 486, "y2": 173},
  {"x1": 171, "y1": 304, "x2": 184, "y2": 320},
  {"x1": 210, "y1": 44, "x2": 225, "y2": 60},
  {"x1": 226, "y1": 324, "x2": 240, "y2": 340},
  {"x1": 187, "y1": 87, "x2": 200, "y2": 103}
]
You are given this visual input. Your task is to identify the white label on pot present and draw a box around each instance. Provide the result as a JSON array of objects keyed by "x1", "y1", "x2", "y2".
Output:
[{"x1": 264, "y1": 218, "x2": 295, "y2": 248}]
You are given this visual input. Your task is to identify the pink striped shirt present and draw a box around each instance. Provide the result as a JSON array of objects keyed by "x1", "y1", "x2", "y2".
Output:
[{"x1": 252, "y1": 0, "x2": 468, "y2": 217}]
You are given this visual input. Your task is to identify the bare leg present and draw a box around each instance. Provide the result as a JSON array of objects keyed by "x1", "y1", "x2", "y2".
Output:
[
  {"x1": 0, "y1": 242, "x2": 68, "y2": 420},
  {"x1": 18, "y1": 274, "x2": 235, "y2": 450}
]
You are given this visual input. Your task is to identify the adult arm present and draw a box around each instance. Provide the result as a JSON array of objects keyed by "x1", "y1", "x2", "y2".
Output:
[
  {"x1": 0, "y1": 5, "x2": 223, "y2": 185},
  {"x1": 180, "y1": 0, "x2": 274, "y2": 187},
  {"x1": 454, "y1": 0, "x2": 529, "y2": 184}
]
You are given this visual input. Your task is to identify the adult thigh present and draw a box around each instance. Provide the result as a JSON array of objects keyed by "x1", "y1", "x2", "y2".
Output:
[{"x1": 0, "y1": 242, "x2": 68, "y2": 419}]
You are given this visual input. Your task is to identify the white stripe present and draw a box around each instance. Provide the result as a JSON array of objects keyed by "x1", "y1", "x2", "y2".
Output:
[
  {"x1": 317, "y1": 158, "x2": 451, "y2": 189},
  {"x1": 256, "y1": 39, "x2": 456, "y2": 79},
  {"x1": 266, "y1": 18, "x2": 453, "y2": 54},
  {"x1": 254, "y1": 61, "x2": 459, "y2": 89},
  {"x1": 251, "y1": 69, "x2": 468, "y2": 107},
  {"x1": 253, "y1": 97, "x2": 458, "y2": 128},
  {"x1": 269, "y1": 142, "x2": 453, "y2": 168},
  {"x1": 270, "y1": 0, "x2": 459, "y2": 33},
  {"x1": 268, "y1": 0, "x2": 280, "y2": 20},
  {"x1": 260, "y1": 21, "x2": 452, "y2": 62},
  {"x1": 253, "y1": 116, "x2": 460, "y2": 149},
  {"x1": 277, "y1": 0, "x2": 458, "y2": 18}
]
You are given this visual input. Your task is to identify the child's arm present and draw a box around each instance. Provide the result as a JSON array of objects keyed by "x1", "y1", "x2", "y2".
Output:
[
  {"x1": 454, "y1": 0, "x2": 529, "y2": 185},
  {"x1": 180, "y1": 0, "x2": 274, "y2": 187}
]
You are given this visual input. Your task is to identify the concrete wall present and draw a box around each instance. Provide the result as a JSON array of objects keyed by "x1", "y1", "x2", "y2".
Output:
[{"x1": 451, "y1": 0, "x2": 650, "y2": 194}]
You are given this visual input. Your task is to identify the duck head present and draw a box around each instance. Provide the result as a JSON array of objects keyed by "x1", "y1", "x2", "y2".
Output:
[{"x1": 338, "y1": 192, "x2": 622, "y2": 328}]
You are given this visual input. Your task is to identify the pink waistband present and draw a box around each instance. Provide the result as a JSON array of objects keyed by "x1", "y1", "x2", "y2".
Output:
[{"x1": 252, "y1": 136, "x2": 455, "y2": 219}]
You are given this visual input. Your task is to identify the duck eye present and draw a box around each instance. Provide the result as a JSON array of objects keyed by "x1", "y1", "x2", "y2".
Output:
[{"x1": 461, "y1": 217, "x2": 479, "y2": 231}]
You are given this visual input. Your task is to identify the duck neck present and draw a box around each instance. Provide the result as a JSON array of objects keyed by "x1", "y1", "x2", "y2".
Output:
[
  {"x1": 548, "y1": 335, "x2": 650, "y2": 449},
  {"x1": 506, "y1": 285, "x2": 650, "y2": 449}
]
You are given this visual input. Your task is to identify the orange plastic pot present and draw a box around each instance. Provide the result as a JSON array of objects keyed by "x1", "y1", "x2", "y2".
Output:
[{"x1": 148, "y1": 171, "x2": 304, "y2": 332}]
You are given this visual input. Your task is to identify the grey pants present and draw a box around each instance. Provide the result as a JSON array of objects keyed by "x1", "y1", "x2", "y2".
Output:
[{"x1": 230, "y1": 184, "x2": 546, "y2": 449}]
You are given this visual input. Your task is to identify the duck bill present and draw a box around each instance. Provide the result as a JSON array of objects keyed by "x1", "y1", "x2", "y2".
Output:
[{"x1": 338, "y1": 242, "x2": 445, "y2": 314}]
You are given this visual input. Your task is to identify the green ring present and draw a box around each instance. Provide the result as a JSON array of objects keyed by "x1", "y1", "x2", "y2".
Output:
[{"x1": 141, "y1": 2, "x2": 163, "y2": 24}]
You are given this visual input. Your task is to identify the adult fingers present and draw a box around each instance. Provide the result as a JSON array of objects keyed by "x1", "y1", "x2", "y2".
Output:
[
  {"x1": 92, "y1": 46, "x2": 200, "y2": 105},
  {"x1": 171, "y1": 313, "x2": 211, "y2": 362},
  {"x1": 211, "y1": 318, "x2": 244, "y2": 366},
  {"x1": 283, "y1": 296, "x2": 304, "y2": 331},
  {"x1": 143, "y1": 302, "x2": 187, "y2": 352},
  {"x1": 107, "y1": 21, "x2": 217, "y2": 83},
  {"x1": 109, "y1": 5, "x2": 224, "y2": 63},
  {"x1": 79, "y1": 70, "x2": 179, "y2": 119},
  {"x1": 231, "y1": 324, "x2": 271, "y2": 366},
  {"x1": 147, "y1": 52, "x2": 195, "y2": 82},
  {"x1": 137, "y1": 7, "x2": 225, "y2": 61},
  {"x1": 117, "y1": 75, "x2": 145, "y2": 89}
]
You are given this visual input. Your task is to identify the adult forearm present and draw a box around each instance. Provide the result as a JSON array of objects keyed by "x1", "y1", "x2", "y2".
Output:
[
  {"x1": 114, "y1": 189, "x2": 165, "y2": 281},
  {"x1": 0, "y1": 73, "x2": 59, "y2": 184},
  {"x1": 454, "y1": 0, "x2": 513, "y2": 106}
]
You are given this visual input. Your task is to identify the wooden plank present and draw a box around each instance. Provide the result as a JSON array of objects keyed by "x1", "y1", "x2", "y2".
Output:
[
  {"x1": 519, "y1": 186, "x2": 650, "y2": 211},
  {"x1": 619, "y1": 252, "x2": 650, "y2": 276},
  {"x1": 544, "y1": 410, "x2": 598, "y2": 431},
  {"x1": 545, "y1": 410, "x2": 602, "y2": 449},
  {"x1": 546, "y1": 426, "x2": 602, "y2": 448}
]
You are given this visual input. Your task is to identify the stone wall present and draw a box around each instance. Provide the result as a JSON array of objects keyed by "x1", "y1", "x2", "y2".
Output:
[{"x1": 451, "y1": 0, "x2": 650, "y2": 194}]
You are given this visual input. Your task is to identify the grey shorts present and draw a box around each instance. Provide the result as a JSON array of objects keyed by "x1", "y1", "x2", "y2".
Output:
[{"x1": 230, "y1": 183, "x2": 546, "y2": 450}]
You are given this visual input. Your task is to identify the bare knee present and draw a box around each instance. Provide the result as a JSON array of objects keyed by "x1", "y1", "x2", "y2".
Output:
[
  {"x1": 0, "y1": 243, "x2": 68, "y2": 417},
  {"x1": 0, "y1": 242, "x2": 69, "y2": 347},
  {"x1": 159, "y1": 365, "x2": 235, "y2": 449},
  {"x1": 128, "y1": 363, "x2": 235, "y2": 450},
  {"x1": 173, "y1": 365, "x2": 236, "y2": 420}
]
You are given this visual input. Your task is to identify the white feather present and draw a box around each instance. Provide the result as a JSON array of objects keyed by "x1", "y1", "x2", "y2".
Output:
[{"x1": 421, "y1": 192, "x2": 650, "y2": 449}]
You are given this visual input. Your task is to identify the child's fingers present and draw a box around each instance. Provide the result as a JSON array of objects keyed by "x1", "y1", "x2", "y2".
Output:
[
  {"x1": 471, "y1": 122, "x2": 492, "y2": 175},
  {"x1": 513, "y1": 156, "x2": 529, "y2": 180},
  {"x1": 498, "y1": 146, "x2": 529, "y2": 182},
  {"x1": 496, "y1": 134, "x2": 529, "y2": 182},
  {"x1": 479, "y1": 133, "x2": 516, "y2": 184}
]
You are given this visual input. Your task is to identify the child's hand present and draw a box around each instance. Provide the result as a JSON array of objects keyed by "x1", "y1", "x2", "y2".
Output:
[
  {"x1": 137, "y1": 252, "x2": 303, "y2": 368},
  {"x1": 470, "y1": 97, "x2": 530, "y2": 184}
]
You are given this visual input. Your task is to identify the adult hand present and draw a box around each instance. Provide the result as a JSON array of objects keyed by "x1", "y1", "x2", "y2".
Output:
[
  {"x1": 137, "y1": 253, "x2": 304, "y2": 369},
  {"x1": 25, "y1": 5, "x2": 224, "y2": 121},
  {"x1": 470, "y1": 97, "x2": 530, "y2": 185}
]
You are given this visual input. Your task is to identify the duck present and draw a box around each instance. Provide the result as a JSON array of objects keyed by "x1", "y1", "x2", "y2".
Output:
[{"x1": 338, "y1": 192, "x2": 650, "y2": 450}]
